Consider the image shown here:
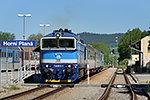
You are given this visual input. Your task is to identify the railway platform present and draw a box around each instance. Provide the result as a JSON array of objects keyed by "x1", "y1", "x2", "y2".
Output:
[
  {"x1": 133, "y1": 73, "x2": 150, "y2": 83},
  {"x1": 24, "y1": 74, "x2": 43, "y2": 83}
]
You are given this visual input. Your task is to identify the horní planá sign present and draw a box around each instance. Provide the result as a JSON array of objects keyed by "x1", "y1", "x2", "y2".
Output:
[{"x1": 1, "y1": 40, "x2": 36, "y2": 47}]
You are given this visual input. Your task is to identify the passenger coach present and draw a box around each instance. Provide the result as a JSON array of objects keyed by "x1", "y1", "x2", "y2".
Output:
[{"x1": 0, "y1": 47, "x2": 20, "y2": 70}]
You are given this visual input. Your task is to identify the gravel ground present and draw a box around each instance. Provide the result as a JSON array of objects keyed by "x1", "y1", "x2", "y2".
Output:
[
  {"x1": 0, "y1": 83, "x2": 36, "y2": 98},
  {"x1": 1, "y1": 68, "x2": 148, "y2": 100},
  {"x1": 13, "y1": 87, "x2": 56, "y2": 100}
]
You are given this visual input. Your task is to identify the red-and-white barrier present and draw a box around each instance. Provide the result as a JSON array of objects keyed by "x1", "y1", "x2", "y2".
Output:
[{"x1": 87, "y1": 60, "x2": 90, "y2": 84}]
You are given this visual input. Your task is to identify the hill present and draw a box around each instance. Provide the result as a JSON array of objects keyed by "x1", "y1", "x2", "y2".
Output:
[
  {"x1": 77, "y1": 32, "x2": 124, "y2": 51},
  {"x1": 77, "y1": 32, "x2": 124, "y2": 44}
]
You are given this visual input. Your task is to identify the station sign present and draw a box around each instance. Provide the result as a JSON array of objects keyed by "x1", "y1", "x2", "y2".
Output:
[{"x1": 1, "y1": 40, "x2": 36, "y2": 47}]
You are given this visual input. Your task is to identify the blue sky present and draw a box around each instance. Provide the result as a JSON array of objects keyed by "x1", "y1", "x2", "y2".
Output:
[{"x1": 0, "y1": 0, "x2": 150, "y2": 39}]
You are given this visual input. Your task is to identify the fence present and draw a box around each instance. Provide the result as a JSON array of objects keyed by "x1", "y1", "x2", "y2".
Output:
[{"x1": 0, "y1": 58, "x2": 39, "y2": 84}]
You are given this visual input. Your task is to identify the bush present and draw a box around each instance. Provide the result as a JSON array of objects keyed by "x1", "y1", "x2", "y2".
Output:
[{"x1": 120, "y1": 58, "x2": 130, "y2": 65}]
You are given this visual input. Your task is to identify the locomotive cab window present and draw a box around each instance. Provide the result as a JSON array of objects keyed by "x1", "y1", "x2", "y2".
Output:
[
  {"x1": 42, "y1": 38, "x2": 75, "y2": 50},
  {"x1": 59, "y1": 39, "x2": 74, "y2": 48},
  {"x1": 42, "y1": 39, "x2": 57, "y2": 48}
]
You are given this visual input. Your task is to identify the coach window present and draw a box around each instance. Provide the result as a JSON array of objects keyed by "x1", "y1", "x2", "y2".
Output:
[
  {"x1": 16, "y1": 53, "x2": 17, "y2": 60},
  {"x1": 4, "y1": 52, "x2": 5, "y2": 57},
  {"x1": 11, "y1": 53, "x2": 13, "y2": 57},
  {"x1": 17, "y1": 53, "x2": 19, "y2": 60},
  {"x1": 91, "y1": 55, "x2": 94, "y2": 60},
  {"x1": 9, "y1": 53, "x2": 11, "y2": 57},
  {"x1": 2, "y1": 52, "x2": 4, "y2": 57},
  {"x1": 87, "y1": 50, "x2": 90, "y2": 59}
]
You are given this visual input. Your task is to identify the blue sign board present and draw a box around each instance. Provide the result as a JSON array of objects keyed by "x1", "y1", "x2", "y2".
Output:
[{"x1": 1, "y1": 40, "x2": 36, "y2": 47}]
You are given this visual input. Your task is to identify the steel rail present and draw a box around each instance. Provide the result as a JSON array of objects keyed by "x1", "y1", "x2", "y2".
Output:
[
  {"x1": 98, "y1": 68, "x2": 118, "y2": 100},
  {"x1": 122, "y1": 68, "x2": 137, "y2": 100},
  {"x1": 31, "y1": 85, "x2": 67, "y2": 100},
  {"x1": 99, "y1": 68, "x2": 137, "y2": 100},
  {"x1": 0, "y1": 85, "x2": 48, "y2": 100}
]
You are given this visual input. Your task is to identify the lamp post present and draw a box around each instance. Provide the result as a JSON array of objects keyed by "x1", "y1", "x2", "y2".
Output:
[
  {"x1": 116, "y1": 37, "x2": 118, "y2": 67},
  {"x1": 39, "y1": 24, "x2": 50, "y2": 35},
  {"x1": 130, "y1": 29, "x2": 132, "y2": 60},
  {"x1": 18, "y1": 14, "x2": 31, "y2": 40},
  {"x1": 18, "y1": 14, "x2": 31, "y2": 72}
]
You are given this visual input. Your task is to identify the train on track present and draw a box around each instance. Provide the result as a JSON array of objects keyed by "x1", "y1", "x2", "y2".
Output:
[
  {"x1": 0, "y1": 47, "x2": 21, "y2": 70},
  {"x1": 34, "y1": 28, "x2": 104, "y2": 82}
]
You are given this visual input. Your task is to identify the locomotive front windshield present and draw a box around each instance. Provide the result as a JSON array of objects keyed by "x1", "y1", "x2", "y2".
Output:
[{"x1": 42, "y1": 38, "x2": 75, "y2": 48}]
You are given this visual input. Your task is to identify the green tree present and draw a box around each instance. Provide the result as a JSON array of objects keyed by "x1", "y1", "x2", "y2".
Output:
[
  {"x1": 0, "y1": 31, "x2": 16, "y2": 41},
  {"x1": 141, "y1": 30, "x2": 148, "y2": 38},
  {"x1": 27, "y1": 33, "x2": 43, "y2": 47},
  {"x1": 89, "y1": 42, "x2": 109, "y2": 64},
  {"x1": 118, "y1": 28, "x2": 149, "y2": 61}
]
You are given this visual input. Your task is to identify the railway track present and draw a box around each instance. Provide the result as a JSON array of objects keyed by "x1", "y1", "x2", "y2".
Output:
[
  {"x1": 0, "y1": 85, "x2": 67, "y2": 100},
  {"x1": 99, "y1": 68, "x2": 137, "y2": 100},
  {"x1": 0, "y1": 66, "x2": 111, "y2": 100}
]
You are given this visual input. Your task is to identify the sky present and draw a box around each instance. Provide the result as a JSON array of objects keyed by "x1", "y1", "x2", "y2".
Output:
[{"x1": 0, "y1": 0, "x2": 150, "y2": 40}]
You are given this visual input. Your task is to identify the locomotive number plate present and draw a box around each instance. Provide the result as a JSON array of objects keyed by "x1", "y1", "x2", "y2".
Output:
[
  {"x1": 56, "y1": 59, "x2": 60, "y2": 62},
  {"x1": 45, "y1": 80, "x2": 71, "y2": 82}
]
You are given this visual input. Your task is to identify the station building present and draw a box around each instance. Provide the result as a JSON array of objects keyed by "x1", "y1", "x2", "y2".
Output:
[{"x1": 131, "y1": 36, "x2": 150, "y2": 73}]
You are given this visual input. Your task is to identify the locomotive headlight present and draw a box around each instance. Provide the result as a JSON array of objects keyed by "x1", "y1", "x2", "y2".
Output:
[
  {"x1": 68, "y1": 65, "x2": 71, "y2": 68},
  {"x1": 64, "y1": 65, "x2": 67, "y2": 68},
  {"x1": 46, "y1": 65, "x2": 49, "y2": 68},
  {"x1": 55, "y1": 32, "x2": 61, "y2": 38},
  {"x1": 49, "y1": 65, "x2": 52, "y2": 68}
]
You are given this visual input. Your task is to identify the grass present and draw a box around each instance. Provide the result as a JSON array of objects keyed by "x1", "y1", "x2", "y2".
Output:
[
  {"x1": 2, "y1": 85, "x2": 20, "y2": 91},
  {"x1": 9, "y1": 85, "x2": 20, "y2": 90},
  {"x1": 0, "y1": 85, "x2": 20, "y2": 93},
  {"x1": 118, "y1": 65, "x2": 125, "y2": 67},
  {"x1": 2, "y1": 86, "x2": 9, "y2": 90},
  {"x1": 0, "y1": 90, "x2": 6, "y2": 93}
]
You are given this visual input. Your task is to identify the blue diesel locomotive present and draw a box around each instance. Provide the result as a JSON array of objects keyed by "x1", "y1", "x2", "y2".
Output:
[{"x1": 38, "y1": 29, "x2": 104, "y2": 82}]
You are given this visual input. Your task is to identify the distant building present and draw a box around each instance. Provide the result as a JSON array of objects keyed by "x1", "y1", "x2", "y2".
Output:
[{"x1": 131, "y1": 36, "x2": 150, "y2": 73}]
